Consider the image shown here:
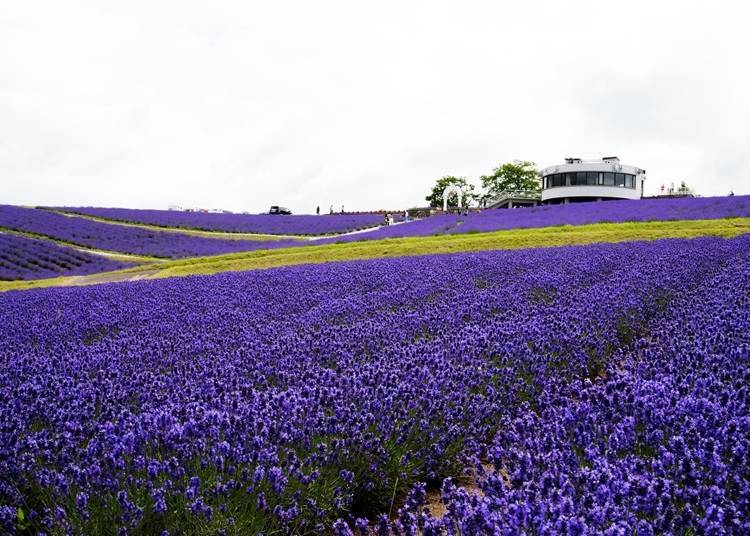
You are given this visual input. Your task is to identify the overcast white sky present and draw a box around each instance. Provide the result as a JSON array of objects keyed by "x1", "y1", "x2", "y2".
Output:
[{"x1": 2, "y1": 1, "x2": 748, "y2": 214}]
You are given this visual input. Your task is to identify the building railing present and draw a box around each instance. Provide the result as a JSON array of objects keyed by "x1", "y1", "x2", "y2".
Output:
[
  {"x1": 483, "y1": 190, "x2": 542, "y2": 209},
  {"x1": 486, "y1": 190, "x2": 541, "y2": 203}
]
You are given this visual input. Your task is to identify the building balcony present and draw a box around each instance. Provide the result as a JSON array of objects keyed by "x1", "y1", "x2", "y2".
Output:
[{"x1": 541, "y1": 184, "x2": 642, "y2": 203}]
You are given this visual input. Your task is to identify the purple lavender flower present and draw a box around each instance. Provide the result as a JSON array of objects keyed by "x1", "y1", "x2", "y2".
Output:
[
  {"x1": 54, "y1": 206, "x2": 385, "y2": 235},
  {"x1": 0, "y1": 205, "x2": 298, "y2": 258},
  {"x1": 0, "y1": 232, "x2": 131, "y2": 280},
  {"x1": 2, "y1": 234, "x2": 749, "y2": 534}
]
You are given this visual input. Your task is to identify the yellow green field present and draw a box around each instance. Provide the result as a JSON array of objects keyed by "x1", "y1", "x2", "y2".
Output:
[{"x1": 3, "y1": 217, "x2": 750, "y2": 292}]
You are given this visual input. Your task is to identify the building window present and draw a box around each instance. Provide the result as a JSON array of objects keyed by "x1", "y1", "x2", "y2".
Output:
[{"x1": 544, "y1": 171, "x2": 638, "y2": 191}]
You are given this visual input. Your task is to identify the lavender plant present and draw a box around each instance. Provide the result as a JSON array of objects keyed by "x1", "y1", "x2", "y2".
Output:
[
  {"x1": 385, "y1": 239, "x2": 750, "y2": 535},
  {"x1": 52, "y1": 207, "x2": 385, "y2": 235},
  {"x1": 0, "y1": 233, "x2": 132, "y2": 280},
  {"x1": 0, "y1": 236, "x2": 748, "y2": 534},
  {"x1": 321, "y1": 195, "x2": 750, "y2": 243},
  {"x1": 0, "y1": 206, "x2": 299, "y2": 258}
]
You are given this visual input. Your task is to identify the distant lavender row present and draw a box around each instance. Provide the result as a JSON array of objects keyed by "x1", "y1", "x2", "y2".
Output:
[
  {"x1": 0, "y1": 206, "x2": 299, "y2": 259},
  {"x1": 54, "y1": 207, "x2": 384, "y2": 235},
  {"x1": 0, "y1": 233, "x2": 132, "y2": 280},
  {"x1": 2, "y1": 236, "x2": 748, "y2": 533},
  {"x1": 324, "y1": 195, "x2": 750, "y2": 243},
  {"x1": 5, "y1": 196, "x2": 749, "y2": 262}
]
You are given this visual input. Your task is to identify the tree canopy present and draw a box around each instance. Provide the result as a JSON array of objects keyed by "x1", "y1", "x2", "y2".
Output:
[
  {"x1": 425, "y1": 176, "x2": 477, "y2": 209},
  {"x1": 480, "y1": 160, "x2": 540, "y2": 200}
]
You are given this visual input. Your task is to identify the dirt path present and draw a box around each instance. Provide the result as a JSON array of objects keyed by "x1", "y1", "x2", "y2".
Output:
[
  {"x1": 424, "y1": 462, "x2": 496, "y2": 518},
  {"x1": 71, "y1": 246, "x2": 163, "y2": 264},
  {"x1": 305, "y1": 221, "x2": 415, "y2": 241},
  {"x1": 61, "y1": 269, "x2": 161, "y2": 287}
]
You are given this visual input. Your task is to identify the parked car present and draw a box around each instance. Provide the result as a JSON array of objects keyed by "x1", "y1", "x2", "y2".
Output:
[{"x1": 269, "y1": 206, "x2": 292, "y2": 215}]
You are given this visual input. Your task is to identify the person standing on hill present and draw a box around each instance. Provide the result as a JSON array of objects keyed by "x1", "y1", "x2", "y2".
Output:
[{"x1": 316, "y1": 206, "x2": 320, "y2": 215}]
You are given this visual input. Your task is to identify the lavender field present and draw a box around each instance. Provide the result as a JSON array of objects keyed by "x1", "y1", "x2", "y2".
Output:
[
  {"x1": 1, "y1": 235, "x2": 748, "y2": 534},
  {"x1": 54, "y1": 207, "x2": 384, "y2": 236},
  {"x1": 327, "y1": 195, "x2": 750, "y2": 243},
  {"x1": 0, "y1": 206, "x2": 298, "y2": 259},
  {"x1": 0, "y1": 233, "x2": 132, "y2": 280}
]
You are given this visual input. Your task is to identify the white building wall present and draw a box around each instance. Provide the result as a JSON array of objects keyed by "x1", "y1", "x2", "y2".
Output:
[
  {"x1": 540, "y1": 159, "x2": 646, "y2": 203},
  {"x1": 542, "y1": 185, "x2": 642, "y2": 202}
]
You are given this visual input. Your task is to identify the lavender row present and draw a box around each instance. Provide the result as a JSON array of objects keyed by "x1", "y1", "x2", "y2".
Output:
[
  {"x1": 323, "y1": 195, "x2": 750, "y2": 243},
  {"x1": 2, "y1": 235, "x2": 748, "y2": 533},
  {"x1": 0, "y1": 232, "x2": 133, "y2": 280},
  {"x1": 0, "y1": 205, "x2": 299, "y2": 259},
  {"x1": 383, "y1": 240, "x2": 750, "y2": 534},
  {"x1": 53, "y1": 207, "x2": 384, "y2": 235}
]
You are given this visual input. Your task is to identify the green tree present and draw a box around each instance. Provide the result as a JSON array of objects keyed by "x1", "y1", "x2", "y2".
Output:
[
  {"x1": 480, "y1": 160, "x2": 540, "y2": 200},
  {"x1": 425, "y1": 176, "x2": 477, "y2": 209}
]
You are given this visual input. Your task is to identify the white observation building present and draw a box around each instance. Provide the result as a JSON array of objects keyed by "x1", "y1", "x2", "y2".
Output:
[{"x1": 540, "y1": 156, "x2": 646, "y2": 204}]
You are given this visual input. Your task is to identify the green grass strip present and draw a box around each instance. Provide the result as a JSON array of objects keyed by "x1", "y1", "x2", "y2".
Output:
[
  {"x1": 3, "y1": 217, "x2": 750, "y2": 292},
  {"x1": 0, "y1": 226, "x2": 163, "y2": 263},
  {"x1": 46, "y1": 209, "x2": 309, "y2": 241}
]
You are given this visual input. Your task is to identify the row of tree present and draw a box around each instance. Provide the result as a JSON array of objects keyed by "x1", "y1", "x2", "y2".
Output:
[{"x1": 425, "y1": 160, "x2": 541, "y2": 208}]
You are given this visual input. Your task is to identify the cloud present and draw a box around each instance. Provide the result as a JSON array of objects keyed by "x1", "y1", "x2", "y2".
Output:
[{"x1": 1, "y1": 0, "x2": 748, "y2": 213}]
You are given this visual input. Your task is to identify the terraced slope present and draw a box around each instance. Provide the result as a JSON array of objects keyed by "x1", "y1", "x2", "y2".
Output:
[
  {"x1": 0, "y1": 205, "x2": 299, "y2": 258},
  {"x1": 3, "y1": 217, "x2": 749, "y2": 291},
  {"x1": 318, "y1": 195, "x2": 750, "y2": 243},
  {"x1": 0, "y1": 233, "x2": 133, "y2": 280},
  {"x1": 53, "y1": 206, "x2": 385, "y2": 235}
]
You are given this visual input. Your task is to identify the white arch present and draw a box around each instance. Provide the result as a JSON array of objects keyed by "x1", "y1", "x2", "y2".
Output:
[{"x1": 442, "y1": 184, "x2": 464, "y2": 211}]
